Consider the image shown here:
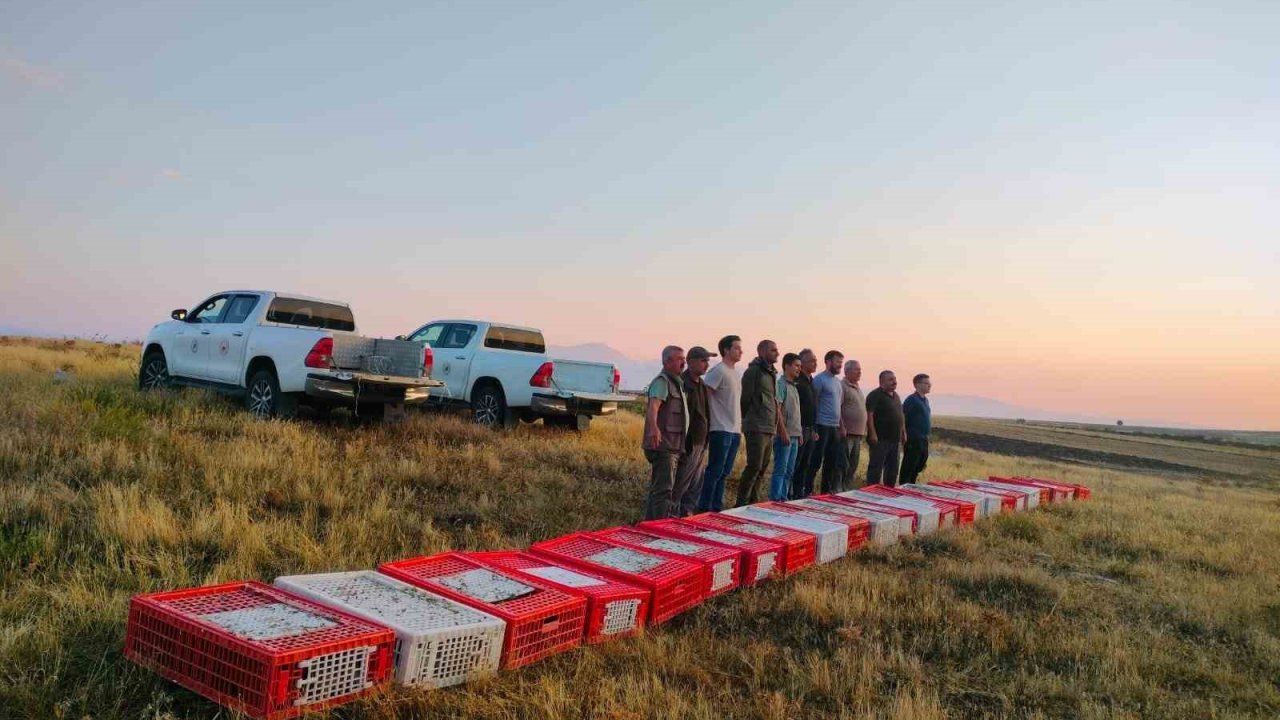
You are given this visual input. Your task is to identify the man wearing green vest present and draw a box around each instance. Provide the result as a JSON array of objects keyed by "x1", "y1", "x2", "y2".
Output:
[{"x1": 643, "y1": 345, "x2": 688, "y2": 520}]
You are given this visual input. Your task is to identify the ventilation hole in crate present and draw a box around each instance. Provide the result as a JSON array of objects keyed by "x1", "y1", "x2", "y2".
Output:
[
  {"x1": 295, "y1": 645, "x2": 373, "y2": 706},
  {"x1": 601, "y1": 599, "x2": 642, "y2": 635},
  {"x1": 755, "y1": 553, "x2": 777, "y2": 581},
  {"x1": 425, "y1": 633, "x2": 495, "y2": 685},
  {"x1": 710, "y1": 560, "x2": 734, "y2": 591}
]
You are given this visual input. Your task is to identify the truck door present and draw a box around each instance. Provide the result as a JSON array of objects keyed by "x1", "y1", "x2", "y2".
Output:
[
  {"x1": 433, "y1": 323, "x2": 479, "y2": 402},
  {"x1": 205, "y1": 294, "x2": 261, "y2": 385},
  {"x1": 171, "y1": 294, "x2": 230, "y2": 380}
]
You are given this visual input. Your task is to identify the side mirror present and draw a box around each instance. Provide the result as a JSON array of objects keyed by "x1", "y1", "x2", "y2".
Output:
[{"x1": 171, "y1": 308, "x2": 187, "y2": 321}]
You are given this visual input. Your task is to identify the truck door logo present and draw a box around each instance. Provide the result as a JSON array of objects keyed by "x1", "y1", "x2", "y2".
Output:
[
  {"x1": 190, "y1": 339, "x2": 199, "y2": 354},
  {"x1": 219, "y1": 340, "x2": 229, "y2": 356}
]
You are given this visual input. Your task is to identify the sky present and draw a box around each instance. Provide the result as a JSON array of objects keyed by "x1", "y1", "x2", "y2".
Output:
[{"x1": 2, "y1": 1, "x2": 1277, "y2": 430}]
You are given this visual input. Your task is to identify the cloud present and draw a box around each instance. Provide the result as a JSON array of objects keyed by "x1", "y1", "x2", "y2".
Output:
[{"x1": 2, "y1": 57, "x2": 65, "y2": 89}]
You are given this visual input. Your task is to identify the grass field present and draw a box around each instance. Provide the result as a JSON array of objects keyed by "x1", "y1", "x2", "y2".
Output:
[{"x1": 2, "y1": 337, "x2": 1279, "y2": 719}]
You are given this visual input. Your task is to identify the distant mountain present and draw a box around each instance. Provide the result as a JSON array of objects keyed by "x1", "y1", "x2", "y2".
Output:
[
  {"x1": 929, "y1": 393, "x2": 1129, "y2": 425},
  {"x1": 547, "y1": 343, "x2": 658, "y2": 392}
]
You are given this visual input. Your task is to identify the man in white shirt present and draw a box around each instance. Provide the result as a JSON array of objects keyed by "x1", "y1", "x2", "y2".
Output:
[{"x1": 695, "y1": 335, "x2": 743, "y2": 512}]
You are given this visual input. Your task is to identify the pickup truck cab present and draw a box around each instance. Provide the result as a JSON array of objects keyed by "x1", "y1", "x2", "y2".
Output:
[
  {"x1": 140, "y1": 290, "x2": 442, "y2": 418},
  {"x1": 402, "y1": 319, "x2": 633, "y2": 430}
]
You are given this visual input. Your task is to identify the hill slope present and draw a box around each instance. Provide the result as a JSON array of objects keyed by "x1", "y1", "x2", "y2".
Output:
[{"x1": 1, "y1": 337, "x2": 1278, "y2": 719}]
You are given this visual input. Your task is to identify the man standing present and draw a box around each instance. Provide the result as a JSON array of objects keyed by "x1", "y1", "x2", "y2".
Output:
[
  {"x1": 768, "y1": 353, "x2": 803, "y2": 501},
  {"x1": 840, "y1": 359, "x2": 867, "y2": 490},
  {"x1": 798, "y1": 350, "x2": 846, "y2": 496},
  {"x1": 642, "y1": 346, "x2": 687, "y2": 520},
  {"x1": 697, "y1": 335, "x2": 743, "y2": 513},
  {"x1": 788, "y1": 349, "x2": 818, "y2": 499},
  {"x1": 734, "y1": 339, "x2": 786, "y2": 506},
  {"x1": 865, "y1": 370, "x2": 905, "y2": 487},
  {"x1": 671, "y1": 346, "x2": 714, "y2": 516},
  {"x1": 899, "y1": 373, "x2": 933, "y2": 486}
]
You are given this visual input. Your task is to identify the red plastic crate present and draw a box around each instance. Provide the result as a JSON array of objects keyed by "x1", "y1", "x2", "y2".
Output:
[
  {"x1": 935, "y1": 481, "x2": 1020, "y2": 512},
  {"x1": 378, "y1": 552, "x2": 586, "y2": 669},
  {"x1": 890, "y1": 487, "x2": 977, "y2": 526},
  {"x1": 529, "y1": 533, "x2": 705, "y2": 625},
  {"x1": 637, "y1": 519, "x2": 784, "y2": 586},
  {"x1": 858, "y1": 484, "x2": 962, "y2": 528},
  {"x1": 990, "y1": 476, "x2": 1064, "y2": 504},
  {"x1": 1015, "y1": 476, "x2": 1083, "y2": 501},
  {"x1": 468, "y1": 550, "x2": 648, "y2": 644},
  {"x1": 757, "y1": 501, "x2": 872, "y2": 551},
  {"x1": 684, "y1": 513, "x2": 816, "y2": 576},
  {"x1": 591, "y1": 526, "x2": 741, "y2": 597},
  {"x1": 818, "y1": 494, "x2": 919, "y2": 534},
  {"x1": 124, "y1": 581, "x2": 395, "y2": 720}
]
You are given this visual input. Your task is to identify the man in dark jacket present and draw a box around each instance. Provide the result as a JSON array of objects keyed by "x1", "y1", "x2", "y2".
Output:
[
  {"x1": 899, "y1": 373, "x2": 933, "y2": 485},
  {"x1": 735, "y1": 339, "x2": 787, "y2": 506},
  {"x1": 788, "y1": 349, "x2": 818, "y2": 498},
  {"x1": 643, "y1": 345, "x2": 687, "y2": 520},
  {"x1": 671, "y1": 346, "x2": 714, "y2": 516}
]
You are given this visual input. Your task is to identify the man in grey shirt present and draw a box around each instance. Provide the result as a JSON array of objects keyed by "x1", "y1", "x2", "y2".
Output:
[
  {"x1": 795, "y1": 350, "x2": 845, "y2": 497},
  {"x1": 840, "y1": 359, "x2": 867, "y2": 490}
]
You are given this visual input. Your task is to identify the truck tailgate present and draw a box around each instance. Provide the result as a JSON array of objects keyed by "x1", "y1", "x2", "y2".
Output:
[
  {"x1": 331, "y1": 335, "x2": 428, "y2": 378},
  {"x1": 548, "y1": 359, "x2": 617, "y2": 394}
]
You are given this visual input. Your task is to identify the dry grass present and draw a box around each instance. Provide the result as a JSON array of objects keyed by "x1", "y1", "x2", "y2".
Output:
[{"x1": 2, "y1": 337, "x2": 1279, "y2": 719}]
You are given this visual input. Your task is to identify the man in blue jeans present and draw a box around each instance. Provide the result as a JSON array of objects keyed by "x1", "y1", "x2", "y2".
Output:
[
  {"x1": 697, "y1": 335, "x2": 743, "y2": 512},
  {"x1": 769, "y1": 353, "x2": 803, "y2": 501},
  {"x1": 796, "y1": 350, "x2": 846, "y2": 496}
]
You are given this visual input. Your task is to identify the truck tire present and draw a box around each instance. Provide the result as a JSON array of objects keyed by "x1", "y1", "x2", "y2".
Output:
[
  {"x1": 472, "y1": 382, "x2": 515, "y2": 429},
  {"x1": 246, "y1": 368, "x2": 297, "y2": 419},
  {"x1": 138, "y1": 350, "x2": 171, "y2": 391},
  {"x1": 573, "y1": 414, "x2": 592, "y2": 433}
]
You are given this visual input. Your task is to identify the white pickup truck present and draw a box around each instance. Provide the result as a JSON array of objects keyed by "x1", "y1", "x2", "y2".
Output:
[
  {"x1": 400, "y1": 319, "x2": 633, "y2": 430},
  {"x1": 139, "y1": 290, "x2": 442, "y2": 419}
]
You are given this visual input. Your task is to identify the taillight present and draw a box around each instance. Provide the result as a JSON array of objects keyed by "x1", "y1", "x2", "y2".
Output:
[
  {"x1": 529, "y1": 361, "x2": 554, "y2": 388},
  {"x1": 423, "y1": 346, "x2": 434, "y2": 377},
  {"x1": 612, "y1": 366, "x2": 621, "y2": 391},
  {"x1": 304, "y1": 337, "x2": 334, "y2": 369}
]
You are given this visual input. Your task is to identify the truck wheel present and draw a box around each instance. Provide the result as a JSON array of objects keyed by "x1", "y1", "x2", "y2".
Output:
[
  {"x1": 472, "y1": 383, "x2": 515, "y2": 429},
  {"x1": 138, "y1": 350, "x2": 170, "y2": 391},
  {"x1": 246, "y1": 369, "x2": 297, "y2": 419},
  {"x1": 573, "y1": 414, "x2": 592, "y2": 433}
]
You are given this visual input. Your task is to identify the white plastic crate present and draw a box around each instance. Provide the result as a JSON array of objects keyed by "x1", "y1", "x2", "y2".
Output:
[
  {"x1": 905, "y1": 484, "x2": 1000, "y2": 518},
  {"x1": 723, "y1": 506, "x2": 848, "y2": 564},
  {"x1": 967, "y1": 479, "x2": 1038, "y2": 509},
  {"x1": 838, "y1": 490, "x2": 942, "y2": 534},
  {"x1": 786, "y1": 499, "x2": 904, "y2": 546},
  {"x1": 275, "y1": 571, "x2": 504, "y2": 689}
]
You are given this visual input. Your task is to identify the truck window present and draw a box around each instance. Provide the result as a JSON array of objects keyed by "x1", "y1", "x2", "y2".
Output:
[
  {"x1": 188, "y1": 295, "x2": 230, "y2": 324},
  {"x1": 265, "y1": 297, "x2": 355, "y2": 331},
  {"x1": 484, "y1": 326, "x2": 545, "y2": 353},
  {"x1": 221, "y1": 294, "x2": 260, "y2": 324},
  {"x1": 408, "y1": 323, "x2": 446, "y2": 345},
  {"x1": 438, "y1": 324, "x2": 477, "y2": 349}
]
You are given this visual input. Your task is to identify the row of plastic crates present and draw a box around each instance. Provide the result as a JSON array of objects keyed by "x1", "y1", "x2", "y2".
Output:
[{"x1": 123, "y1": 475, "x2": 1087, "y2": 719}]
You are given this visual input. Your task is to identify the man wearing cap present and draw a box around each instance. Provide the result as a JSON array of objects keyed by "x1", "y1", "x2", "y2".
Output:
[
  {"x1": 642, "y1": 345, "x2": 687, "y2": 520},
  {"x1": 670, "y1": 346, "x2": 714, "y2": 517}
]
